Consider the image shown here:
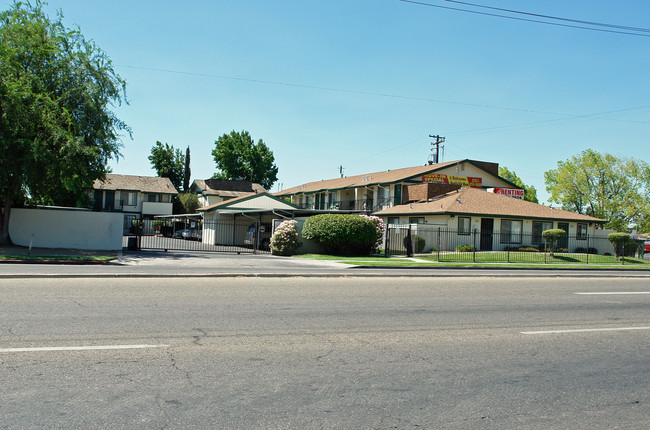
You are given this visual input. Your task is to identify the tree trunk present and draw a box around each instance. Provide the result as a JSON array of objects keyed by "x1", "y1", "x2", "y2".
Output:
[{"x1": 0, "y1": 199, "x2": 12, "y2": 246}]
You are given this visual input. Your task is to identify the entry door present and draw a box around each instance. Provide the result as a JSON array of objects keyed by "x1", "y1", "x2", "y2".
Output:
[
  {"x1": 557, "y1": 222, "x2": 569, "y2": 250},
  {"x1": 394, "y1": 185, "x2": 402, "y2": 206},
  {"x1": 104, "y1": 190, "x2": 115, "y2": 211},
  {"x1": 480, "y1": 218, "x2": 494, "y2": 251},
  {"x1": 93, "y1": 191, "x2": 103, "y2": 211}
]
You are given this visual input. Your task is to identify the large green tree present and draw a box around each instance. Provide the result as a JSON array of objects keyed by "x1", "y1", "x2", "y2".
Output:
[
  {"x1": 148, "y1": 141, "x2": 185, "y2": 191},
  {"x1": 498, "y1": 166, "x2": 538, "y2": 203},
  {"x1": 212, "y1": 130, "x2": 278, "y2": 190},
  {"x1": 544, "y1": 149, "x2": 650, "y2": 231},
  {"x1": 0, "y1": 1, "x2": 129, "y2": 245}
]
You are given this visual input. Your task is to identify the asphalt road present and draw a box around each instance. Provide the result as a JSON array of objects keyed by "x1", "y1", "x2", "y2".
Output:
[{"x1": 1, "y1": 276, "x2": 648, "y2": 429}]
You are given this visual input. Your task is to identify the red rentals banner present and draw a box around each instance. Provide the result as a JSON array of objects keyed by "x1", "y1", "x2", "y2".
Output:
[
  {"x1": 491, "y1": 188, "x2": 525, "y2": 199},
  {"x1": 422, "y1": 173, "x2": 482, "y2": 188}
]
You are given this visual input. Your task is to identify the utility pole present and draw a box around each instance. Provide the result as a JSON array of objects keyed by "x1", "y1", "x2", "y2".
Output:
[{"x1": 428, "y1": 135, "x2": 445, "y2": 165}]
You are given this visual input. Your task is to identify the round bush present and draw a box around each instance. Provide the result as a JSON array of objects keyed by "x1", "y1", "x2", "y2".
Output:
[
  {"x1": 302, "y1": 214, "x2": 379, "y2": 256},
  {"x1": 270, "y1": 220, "x2": 300, "y2": 256},
  {"x1": 403, "y1": 234, "x2": 425, "y2": 253}
]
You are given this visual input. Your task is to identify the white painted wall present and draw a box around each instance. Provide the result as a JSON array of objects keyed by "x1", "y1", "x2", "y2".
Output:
[{"x1": 9, "y1": 207, "x2": 124, "y2": 250}]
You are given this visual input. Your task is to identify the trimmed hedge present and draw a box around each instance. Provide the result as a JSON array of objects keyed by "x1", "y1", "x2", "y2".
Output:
[
  {"x1": 403, "y1": 234, "x2": 426, "y2": 253},
  {"x1": 302, "y1": 214, "x2": 380, "y2": 256},
  {"x1": 607, "y1": 232, "x2": 637, "y2": 258},
  {"x1": 455, "y1": 244, "x2": 476, "y2": 252}
]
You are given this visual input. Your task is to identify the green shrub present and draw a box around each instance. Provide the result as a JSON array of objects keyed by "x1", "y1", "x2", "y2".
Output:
[
  {"x1": 403, "y1": 234, "x2": 426, "y2": 253},
  {"x1": 575, "y1": 247, "x2": 598, "y2": 254},
  {"x1": 607, "y1": 232, "x2": 637, "y2": 258},
  {"x1": 504, "y1": 246, "x2": 539, "y2": 252},
  {"x1": 542, "y1": 229, "x2": 566, "y2": 255},
  {"x1": 270, "y1": 220, "x2": 300, "y2": 256},
  {"x1": 302, "y1": 214, "x2": 379, "y2": 255},
  {"x1": 455, "y1": 244, "x2": 475, "y2": 252}
]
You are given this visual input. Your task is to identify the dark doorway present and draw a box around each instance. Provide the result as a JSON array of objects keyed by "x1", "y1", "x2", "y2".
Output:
[
  {"x1": 480, "y1": 218, "x2": 494, "y2": 251},
  {"x1": 93, "y1": 191, "x2": 103, "y2": 211},
  {"x1": 104, "y1": 190, "x2": 115, "y2": 211},
  {"x1": 558, "y1": 222, "x2": 569, "y2": 250}
]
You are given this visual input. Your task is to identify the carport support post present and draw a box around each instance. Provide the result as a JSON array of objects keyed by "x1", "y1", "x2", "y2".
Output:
[
  {"x1": 384, "y1": 225, "x2": 390, "y2": 257},
  {"x1": 254, "y1": 221, "x2": 259, "y2": 255}
]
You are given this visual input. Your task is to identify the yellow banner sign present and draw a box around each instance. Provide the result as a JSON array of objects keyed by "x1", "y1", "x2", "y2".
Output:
[{"x1": 422, "y1": 173, "x2": 482, "y2": 188}]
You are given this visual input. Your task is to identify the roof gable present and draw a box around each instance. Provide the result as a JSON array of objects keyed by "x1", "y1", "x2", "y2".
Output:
[
  {"x1": 191, "y1": 179, "x2": 266, "y2": 198},
  {"x1": 375, "y1": 188, "x2": 606, "y2": 223},
  {"x1": 197, "y1": 192, "x2": 299, "y2": 213},
  {"x1": 275, "y1": 159, "x2": 513, "y2": 195},
  {"x1": 93, "y1": 174, "x2": 178, "y2": 194}
]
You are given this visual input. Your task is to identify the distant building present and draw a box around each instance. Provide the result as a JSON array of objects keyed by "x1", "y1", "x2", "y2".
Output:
[
  {"x1": 190, "y1": 179, "x2": 266, "y2": 208},
  {"x1": 91, "y1": 174, "x2": 178, "y2": 221}
]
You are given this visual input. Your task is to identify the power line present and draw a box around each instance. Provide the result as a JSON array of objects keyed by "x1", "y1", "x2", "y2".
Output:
[
  {"x1": 119, "y1": 64, "x2": 650, "y2": 126},
  {"x1": 439, "y1": 0, "x2": 650, "y2": 33},
  {"x1": 398, "y1": 0, "x2": 650, "y2": 38}
]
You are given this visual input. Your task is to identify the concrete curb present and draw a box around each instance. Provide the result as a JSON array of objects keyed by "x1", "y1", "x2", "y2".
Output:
[{"x1": 1, "y1": 270, "x2": 650, "y2": 279}]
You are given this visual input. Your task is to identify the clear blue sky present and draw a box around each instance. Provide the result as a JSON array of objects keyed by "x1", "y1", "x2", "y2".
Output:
[{"x1": 7, "y1": 1, "x2": 650, "y2": 203}]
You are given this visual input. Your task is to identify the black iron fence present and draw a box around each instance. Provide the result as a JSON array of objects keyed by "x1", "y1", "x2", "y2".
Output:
[
  {"x1": 124, "y1": 219, "x2": 271, "y2": 254},
  {"x1": 385, "y1": 225, "x2": 643, "y2": 264}
]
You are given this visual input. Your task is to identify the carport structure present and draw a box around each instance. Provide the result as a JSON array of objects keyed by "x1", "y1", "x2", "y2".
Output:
[{"x1": 127, "y1": 191, "x2": 361, "y2": 254}]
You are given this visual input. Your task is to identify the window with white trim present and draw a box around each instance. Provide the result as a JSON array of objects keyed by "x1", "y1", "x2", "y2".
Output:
[
  {"x1": 577, "y1": 223, "x2": 588, "y2": 240},
  {"x1": 500, "y1": 219, "x2": 522, "y2": 244},
  {"x1": 127, "y1": 192, "x2": 137, "y2": 206},
  {"x1": 458, "y1": 217, "x2": 471, "y2": 235}
]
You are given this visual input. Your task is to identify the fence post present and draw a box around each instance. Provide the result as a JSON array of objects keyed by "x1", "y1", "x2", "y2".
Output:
[
  {"x1": 544, "y1": 238, "x2": 547, "y2": 264},
  {"x1": 586, "y1": 234, "x2": 589, "y2": 264},
  {"x1": 406, "y1": 226, "x2": 413, "y2": 258},
  {"x1": 507, "y1": 232, "x2": 511, "y2": 263},
  {"x1": 437, "y1": 227, "x2": 441, "y2": 262},
  {"x1": 472, "y1": 229, "x2": 476, "y2": 263},
  {"x1": 385, "y1": 225, "x2": 391, "y2": 257}
]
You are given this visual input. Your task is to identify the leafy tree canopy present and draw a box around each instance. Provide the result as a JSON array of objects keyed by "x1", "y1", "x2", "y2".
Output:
[
  {"x1": 498, "y1": 166, "x2": 538, "y2": 203},
  {"x1": 0, "y1": 1, "x2": 129, "y2": 244},
  {"x1": 544, "y1": 149, "x2": 650, "y2": 231},
  {"x1": 211, "y1": 130, "x2": 278, "y2": 190},
  {"x1": 148, "y1": 141, "x2": 185, "y2": 191},
  {"x1": 176, "y1": 192, "x2": 199, "y2": 214}
]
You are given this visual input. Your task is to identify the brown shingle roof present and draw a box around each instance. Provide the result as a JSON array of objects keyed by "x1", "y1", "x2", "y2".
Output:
[
  {"x1": 275, "y1": 159, "x2": 498, "y2": 195},
  {"x1": 193, "y1": 179, "x2": 266, "y2": 198},
  {"x1": 93, "y1": 174, "x2": 178, "y2": 194},
  {"x1": 374, "y1": 188, "x2": 606, "y2": 223}
]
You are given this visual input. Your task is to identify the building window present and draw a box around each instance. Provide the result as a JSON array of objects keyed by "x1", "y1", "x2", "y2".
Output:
[
  {"x1": 458, "y1": 217, "x2": 471, "y2": 235},
  {"x1": 148, "y1": 194, "x2": 161, "y2": 203},
  {"x1": 500, "y1": 219, "x2": 522, "y2": 244},
  {"x1": 409, "y1": 217, "x2": 424, "y2": 224},
  {"x1": 532, "y1": 221, "x2": 553, "y2": 244},
  {"x1": 577, "y1": 223, "x2": 588, "y2": 240},
  {"x1": 388, "y1": 217, "x2": 400, "y2": 224},
  {"x1": 126, "y1": 192, "x2": 137, "y2": 206}
]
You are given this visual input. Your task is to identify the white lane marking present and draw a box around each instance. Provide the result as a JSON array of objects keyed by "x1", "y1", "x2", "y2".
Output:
[
  {"x1": 0, "y1": 344, "x2": 169, "y2": 353},
  {"x1": 576, "y1": 292, "x2": 650, "y2": 295},
  {"x1": 521, "y1": 327, "x2": 650, "y2": 335}
]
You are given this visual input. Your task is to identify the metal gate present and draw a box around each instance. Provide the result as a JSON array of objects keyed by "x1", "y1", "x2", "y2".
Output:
[
  {"x1": 124, "y1": 219, "x2": 271, "y2": 254},
  {"x1": 385, "y1": 224, "x2": 413, "y2": 257}
]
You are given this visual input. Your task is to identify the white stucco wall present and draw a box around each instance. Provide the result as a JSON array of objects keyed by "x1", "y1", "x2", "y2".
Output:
[{"x1": 9, "y1": 207, "x2": 124, "y2": 250}]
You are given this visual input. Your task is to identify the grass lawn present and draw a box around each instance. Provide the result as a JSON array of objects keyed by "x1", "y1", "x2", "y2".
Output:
[
  {"x1": 0, "y1": 255, "x2": 116, "y2": 262},
  {"x1": 296, "y1": 252, "x2": 649, "y2": 268}
]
